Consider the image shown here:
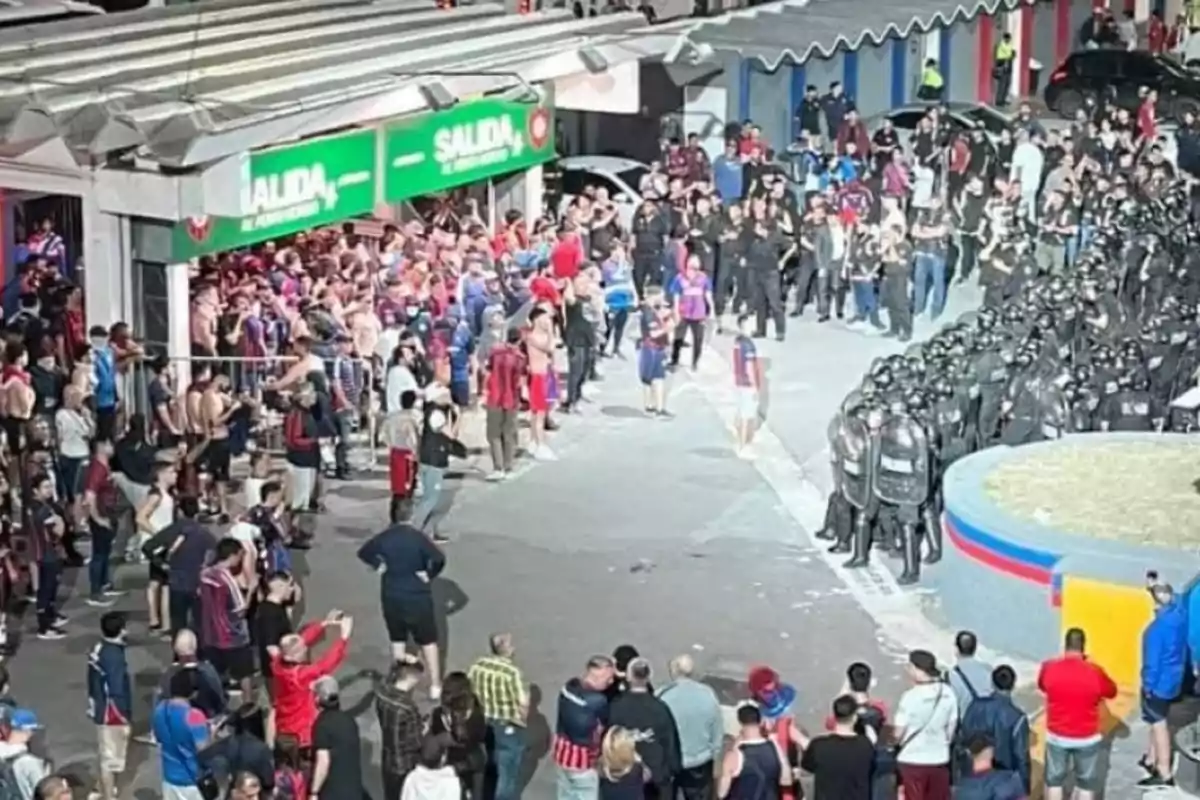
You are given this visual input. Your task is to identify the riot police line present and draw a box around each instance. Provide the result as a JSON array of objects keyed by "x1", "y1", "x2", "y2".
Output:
[{"x1": 819, "y1": 178, "x2": 1200, "y2": 587}]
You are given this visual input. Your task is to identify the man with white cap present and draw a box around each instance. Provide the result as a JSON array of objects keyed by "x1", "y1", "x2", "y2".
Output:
[{"x1": 413, "y1": 384, "x2": 460, "y2": 543}]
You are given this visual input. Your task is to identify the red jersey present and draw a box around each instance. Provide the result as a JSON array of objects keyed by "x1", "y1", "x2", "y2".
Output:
[
  {"x1": 83, "y1": 460, "x2": 118, "y2": 521},
  {"x1": 1138, "y1": 100, "x2": 1158, "y2": 142},
  {"x1": 485, "y1": 344, "x2": 527, "y2": 410},
  {"x1": 550, "y1": 235, "x2": 584, "y2": 280},
  {"x1": 530, "y1": 276, "x2": 562, "y2": 306}
]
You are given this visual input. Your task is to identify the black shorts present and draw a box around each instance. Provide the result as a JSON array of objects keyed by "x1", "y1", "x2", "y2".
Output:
[
  {"x1": 382, "y1": 595, "x2": 438, "y2": 646},
  {"x1": 206, "y1": 645, "x2": 256, "y2": 682},
  {"x1": 148, "y1": 562, "x2": 169, "y2": 584},
  {"x1": 206, "y1": 438, "x2": 232, "y2": 482}
]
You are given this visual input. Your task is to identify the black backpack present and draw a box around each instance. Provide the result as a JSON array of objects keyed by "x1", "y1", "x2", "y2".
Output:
[{"x1": 0, "y1": 752, "x2": 29, "y2": 800}]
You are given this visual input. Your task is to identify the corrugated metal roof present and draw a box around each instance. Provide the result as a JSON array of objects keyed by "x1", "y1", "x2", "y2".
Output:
[
  {"x1": 0, "y1": 0, "x2": 665, "y2": 167},
  {"x1": 0, "y1": 1, "x2": 102, "y2": 25},
  {"x1": 666, "y1": 0, "x2": 1023, "y2": 70}
]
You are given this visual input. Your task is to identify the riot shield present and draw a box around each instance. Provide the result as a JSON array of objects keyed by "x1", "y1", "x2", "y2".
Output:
[
  {"x1": 827, "y1": 414, "x2": 844, "y2": 494},
  {"x1": 874, "y1": 414, "x2": 931, "y2": 508},
  {"x1": 834, "y1": 415, "x2": 872, "y2": 510}
]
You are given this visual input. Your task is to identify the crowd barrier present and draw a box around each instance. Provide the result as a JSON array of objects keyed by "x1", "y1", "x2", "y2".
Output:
[{"x1": 125, "y1": 354, "x2": 380, "y2": 471}]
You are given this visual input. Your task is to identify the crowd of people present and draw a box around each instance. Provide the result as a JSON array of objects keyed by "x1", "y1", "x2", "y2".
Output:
[{"x1": 0, "y1": 24, "x2": 1186, "y2": 799}]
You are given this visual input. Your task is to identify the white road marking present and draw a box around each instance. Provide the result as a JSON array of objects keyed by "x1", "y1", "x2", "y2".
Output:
[{"x1": 691, "y1": 343, "x2": 1038, "y2": 679}]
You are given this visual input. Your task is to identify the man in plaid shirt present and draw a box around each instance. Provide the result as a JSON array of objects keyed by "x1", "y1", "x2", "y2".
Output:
[
  {"x1": 374, "y1": 657, "x2": 424, "y2": 800},
  {"x1": 468, "y1": 633, "x2": 529, "y2": 800}
]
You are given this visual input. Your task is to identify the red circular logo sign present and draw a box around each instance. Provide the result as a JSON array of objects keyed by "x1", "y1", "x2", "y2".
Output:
[
  {"x1": 527, "y1": 107, "x2": 550, "y2": 150},
  {"x1": 186, "y1": 216, "x2": 213, "y2": 244}
]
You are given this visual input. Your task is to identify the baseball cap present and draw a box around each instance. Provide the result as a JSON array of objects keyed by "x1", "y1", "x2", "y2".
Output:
[
  {"x1": 10, "y1": 709, "x2": 40, "y2": 731},
  {"x1": 313, "y1": 676, "x2": 339, "y2": 705}
]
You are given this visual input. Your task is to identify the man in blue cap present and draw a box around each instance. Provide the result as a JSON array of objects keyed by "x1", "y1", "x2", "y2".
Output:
[{"x1": 0, "y1": 709, "x2": 51, "y2": 799}]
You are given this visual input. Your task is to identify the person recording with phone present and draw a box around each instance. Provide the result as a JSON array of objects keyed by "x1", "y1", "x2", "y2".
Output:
[
  {"x1": 270, "y1": 609, "x2": 354, "y2": 753},
  {"x1": 1137, "y1": 571, "x2": 1188, "y2": 789}
]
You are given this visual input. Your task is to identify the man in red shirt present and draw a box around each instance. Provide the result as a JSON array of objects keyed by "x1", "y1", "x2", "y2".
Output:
[
  {"x1": 271, "y1": 611, "x2": 353, "y2": 749},
  {"x1": 1037, "y1": 627, "x2": 1117, "y2": 800},
  {"x1": 483, "y1": 328, "x2": 527, "y2": 481},
  {"x1": 549, "y1": 226, "x2": 584, "y2": 281},
  {"x1": 1138, "y1": 89, "x2": 1159, "y2": 147},
  {"x1": 82, "y1": 437, "x2": 120, "y2": 606}
]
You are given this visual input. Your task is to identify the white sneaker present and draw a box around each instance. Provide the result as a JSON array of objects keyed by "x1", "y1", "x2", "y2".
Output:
[
  {"x1": 429, "y1": 684, "x2": 442, "y2": 702},
  {"x1": 486, "y1": 471, "x2": 505, "y2": 483},
  {"x1": 36, "y1": 629, "x2": 66, "y2": 641},
  {"x1": 533, "y1": 446, "x2": 558, "y2": 462}
]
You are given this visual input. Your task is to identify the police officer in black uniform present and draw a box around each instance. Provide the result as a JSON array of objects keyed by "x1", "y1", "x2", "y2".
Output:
[{"x1": 743, "y1": 197, "x2": 787, "y2": 341}]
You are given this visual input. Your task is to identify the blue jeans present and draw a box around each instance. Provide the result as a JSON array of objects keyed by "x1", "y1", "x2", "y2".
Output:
[
  {"x1": 89, "y1": 521, "x2": 115, "y2": 597},
  {"x1": 489, "y1": 721, "x2": 527, "y2": 800},
  {"x1": 556, "y1": 766, "x2": 598, "y2": 800},
  {"x1": 412, "y1": 464, "x2": 446, "y2": 533},
  {"x1": 851, "y1": 281, "x2": 876, "y2": 316},
  {"x1": 912, "y1": 251, "x2": 947, "y2": 319}
]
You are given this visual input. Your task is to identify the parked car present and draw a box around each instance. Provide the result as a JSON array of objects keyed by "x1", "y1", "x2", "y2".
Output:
[
  {"x1": 1044, "y1": 49, "x2": 1200, "y2": 120},
  {"x1": 862, "y1": 101, "x2": 1009, "y2": 161},
  {"x1": 555, "y1": 155, "x2": 650, "y2": 229},
  {"x1": 869, "y1": 101, "x2": 1014, "y2": 140}
]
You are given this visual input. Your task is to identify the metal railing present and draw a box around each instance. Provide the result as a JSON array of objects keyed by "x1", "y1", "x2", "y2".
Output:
[{"x1": 127, "y1": 354, "x2": 381, "y2": 471}]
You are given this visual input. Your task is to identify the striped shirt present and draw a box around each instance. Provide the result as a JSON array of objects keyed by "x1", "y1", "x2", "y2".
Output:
[
  {"x1": 331, "y1": 356, "x2": 363, "y2": 410},
  {"x1": 468, "y1": 655, "x2": 525, "y2": 725},
  {"x1": 198, "y1": 566, "x2": 249, "y2": 649}
]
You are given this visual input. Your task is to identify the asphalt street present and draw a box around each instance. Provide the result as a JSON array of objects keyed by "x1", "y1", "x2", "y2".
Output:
[{"x1": 4, "y1": 279, "x2": 1175, "y2": 799}]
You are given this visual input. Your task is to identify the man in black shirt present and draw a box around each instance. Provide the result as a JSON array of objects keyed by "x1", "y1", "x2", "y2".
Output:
[
  {"x1": 800, "y1": 695, "x2": 875, "y2": 800},
  {"x1": 715, "y1": 204, "x2": 748, "y2": 329},
  {"x1": 311, "y1": 676, "x2": 363, "y2": 800},
  {"x1": 880, "y1": 228, "x2": 914, "y2": 341},
  {"x1": 607, "y1": 658, "x2": 680, "y2": 797},
  {"x1": 795, "y1": 84, "x2": 823, "y2": 139},
  {"x1": 254, "y1": 572, "x2": 296, "y2": 685},
  {"x1": 28, "y1": 346, "x2": 62, "y2": 423},
  {"x1": 631, "y1": 200, "x2": 668, "y2": 293},
  {"x1": 143, "y1": 496, "x2": 214, "y2": 637},
  {"x1": 743, "y1": 209, "x2": 788, "y2": 341},
  {"x1": 562, "y1": 275, "x2": 596, "y2": 414},
  {"x1": 952, "y1": 176, "x2": 988, "y2": 284},
  {"x1": 30, "y1": 473, "x2": 66, "y2": 640}
]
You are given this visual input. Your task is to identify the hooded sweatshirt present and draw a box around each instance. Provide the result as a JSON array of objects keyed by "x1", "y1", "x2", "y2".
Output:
[
  {"x1": 400, "y1": 765, "x2": 461, "y2": 800},
  {"x1": 607, "y1": 689, "x2": 681, "y2": 786}
]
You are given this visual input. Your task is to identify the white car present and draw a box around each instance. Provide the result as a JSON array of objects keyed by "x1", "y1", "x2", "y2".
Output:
[{"x1": 556, "y1": 155, "x2": 651, "y2": 230}]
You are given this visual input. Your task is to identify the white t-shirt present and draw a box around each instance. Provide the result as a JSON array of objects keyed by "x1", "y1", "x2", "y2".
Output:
[
  {"x1": 243, "y1": 477, "x2": 265, "y2": 510},
  {"x1": 55, "y1": 408, "x2": 92, "y2": 459},
  {"x1": 400, "y1": 766, "x2": 461, "y2": 800},
  {"x1": 894, "y1": 681, "x2": 959, "y2": 766}
]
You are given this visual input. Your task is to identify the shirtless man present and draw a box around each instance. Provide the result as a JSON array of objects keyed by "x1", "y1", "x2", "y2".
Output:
[
  {"x1": 0, "y1": 342, "x2": 35, "y2": 486},
  {"x1": 526, "y1": 308, "x2": 556, "y2": 462},
  {"x1": 200, "y1": 374, "x2": 240, "y2": 523},
  {"x1": 191, "y1": 285, "x2": 220, "y2": 358}
]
